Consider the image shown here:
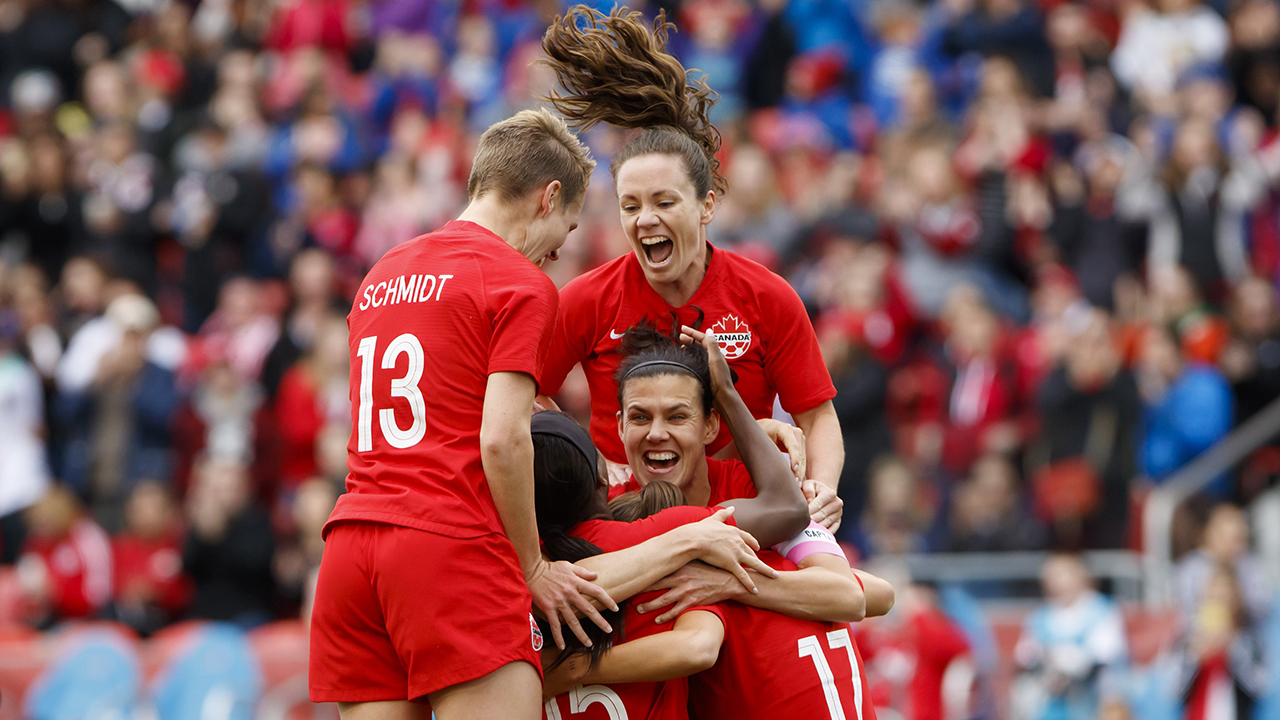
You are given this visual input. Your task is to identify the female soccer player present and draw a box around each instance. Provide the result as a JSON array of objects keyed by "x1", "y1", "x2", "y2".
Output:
[
  {"x1": 613, "y1": 326, "x2": 889, "y2": 718},
  {"x1": 610, "y1": 483, "x2": 882, "y2": 720},
  {"x1": 310, "y1": 109, "x2": 614, "y2": 720},
  {"x1": 611, "y1": 325, "x2": 893, "y2": 628},
  {"x1": 528, "y1": 395, "x2": 817, "y2": 719},
  {"x1": 530, "y1": 328, "x2": 889, "y2": 718},
  {"x1": 535, "y1": 6, "x2": 845, "y2": 529}
]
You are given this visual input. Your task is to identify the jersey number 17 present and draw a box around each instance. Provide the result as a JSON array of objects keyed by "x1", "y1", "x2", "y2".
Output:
[{"x1": 798, "y1": 628, "x2": 864, "y2": 720}]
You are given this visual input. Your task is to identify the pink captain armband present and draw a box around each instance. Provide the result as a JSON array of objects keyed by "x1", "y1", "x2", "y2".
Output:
[{"x1": 772, "y1": 521, "x2": 847, "y2": 564}]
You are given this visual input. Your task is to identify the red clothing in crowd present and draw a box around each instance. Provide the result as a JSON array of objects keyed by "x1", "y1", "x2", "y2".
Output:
[
  {"x1": 274, "y1": 365, "x2": 327, "y2": 485},
  {"x1": 264, "y1": 0, "x2": 353, "y2": 54},
  {"x1": 112, "y1": 532, "x2": 192, "y2": 616},
  {"x1": 20, "y1": 518, "x2": 114, "y2": 620},
  {"x1": 856, "y1": 602, "x2": 971, "y2": 720}
]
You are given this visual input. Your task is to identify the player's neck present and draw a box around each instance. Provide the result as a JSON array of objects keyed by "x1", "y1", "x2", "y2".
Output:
[
  {"x1": 685, "y1": 462, "x2": 712, "y2": 507},
  {"x1": 457, "y1": 198, "x2": 529, "y2": 257}
]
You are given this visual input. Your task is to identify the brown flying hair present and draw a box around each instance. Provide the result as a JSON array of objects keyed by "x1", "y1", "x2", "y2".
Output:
[
  {"x1": 540, "y1": 5, "x2": 725, "y2": 197},
  {"x1": 466, "y1": 107, "x2": 596, "y2": 206}
]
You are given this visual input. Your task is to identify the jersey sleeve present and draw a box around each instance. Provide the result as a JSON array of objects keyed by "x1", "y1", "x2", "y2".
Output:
[
  {"x1": 539, "y1": 277, "x2": 595, "y2": 395},
  {"x1": 486, "y1": 264, "x2": 559, "y2": 387},
  {"x1": 759, "y1": 275, "x2": 837, "y2": 415}
]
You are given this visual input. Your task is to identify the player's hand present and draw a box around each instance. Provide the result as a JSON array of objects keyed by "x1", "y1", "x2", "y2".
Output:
[
  {"x1": 526, "y1": 559, "x2": 618, "y2": 651},
  {"x1": 804, "y1": 480, "x2": 843, "y2": 531},
  {"x1": 605, "y1": 458, "x2": 631, "y2": 487},
  {"x1": 757, "y1": 418, "x2": 806, "y2": 481},
  {"x1": 679, "y1": 506, "x2": 777, "y2": 594},
  {"x1": 679, "y1": 325, "x2": 734, "y2": 400},
  {"x1": 636, "y1": 562, "x2": 740, "y2": 624}
]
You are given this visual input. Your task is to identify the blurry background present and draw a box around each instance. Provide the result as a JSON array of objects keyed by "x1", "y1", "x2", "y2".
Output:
[{"x1": 0, "y1": 0, "x2": 1279, "y2": 716}]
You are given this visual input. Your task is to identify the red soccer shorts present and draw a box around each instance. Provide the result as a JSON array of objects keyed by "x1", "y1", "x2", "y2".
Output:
[{"x1": 309, "y1": 521, "x2": 543, "y2": 704}]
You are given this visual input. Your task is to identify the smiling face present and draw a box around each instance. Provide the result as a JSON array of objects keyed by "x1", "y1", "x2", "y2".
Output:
[
  {"x1": 616, "y1": 153, "x2": 716, "y2": 291},
  {"x1": 618, "y1": 373, "x2": 719, "y2": 491}
]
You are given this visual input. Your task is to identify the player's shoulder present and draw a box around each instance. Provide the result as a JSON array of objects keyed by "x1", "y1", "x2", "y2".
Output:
[{"x1": 710, "y1": 246, "x2": 803, "y2": 312}]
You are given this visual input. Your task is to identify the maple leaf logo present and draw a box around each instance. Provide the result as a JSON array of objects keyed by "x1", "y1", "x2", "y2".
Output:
[{"x1": 710, "y1": 315, "x2": 752, "y2": 360}]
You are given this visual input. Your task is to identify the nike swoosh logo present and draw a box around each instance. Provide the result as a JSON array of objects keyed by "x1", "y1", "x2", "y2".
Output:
[{"x1": 610, "y1": 330, "x2": 626, "y2": 339}]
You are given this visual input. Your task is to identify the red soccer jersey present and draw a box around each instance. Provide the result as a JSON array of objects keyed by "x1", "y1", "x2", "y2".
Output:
[
  {"x1": 112, "y1": 532, "x2": 192, "y2": 615},
  {"x1": 691, "y1": 551, "x2": 877, "y2": 720},
  {"x1": 544, "y1": 506, "x2": 726, "y2": 720},
  {"x1": 326, "y1": 220, "x2": 558, "y2": 538},
  {"x1": 542, "y1": 246, "x2": 835, "y2": 462},
  {"x1": 20, "y1": 518, "x2": 113, "y2": 619},
  {"x1": 607, "y1": 458, "x2": 758, "y2": 506}
]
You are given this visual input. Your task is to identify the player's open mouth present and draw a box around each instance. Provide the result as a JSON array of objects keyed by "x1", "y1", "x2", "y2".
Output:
[
  {"x1": 643, "y1": 450, "x2": 679, "y2": 473},
  {"x1": 641, "y1": 236, "x2": 674, "y2": 266}
]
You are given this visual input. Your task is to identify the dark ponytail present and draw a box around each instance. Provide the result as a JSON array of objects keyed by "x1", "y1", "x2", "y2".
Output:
[
  {"x1": 532, "y1": 431, "x2": 620, "y2": 671},
  {"x1": 540, "y1": 5, "x2": 725, "y2": 196}
]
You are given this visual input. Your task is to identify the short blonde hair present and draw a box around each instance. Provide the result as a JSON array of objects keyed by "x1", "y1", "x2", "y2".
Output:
[{"x1": 467, "y1": 108, "x2": 595, "y2": 206}]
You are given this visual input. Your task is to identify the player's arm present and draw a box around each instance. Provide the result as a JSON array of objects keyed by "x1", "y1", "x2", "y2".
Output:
[
  {"x1": 543, "y1": 610, "x2": 725, "y2": 698},
  {"x1": 482, "y1": 371, "x2": 618, "y2": 650},
  {"x1": 681, "y1": 325, "x2": 809, "y2": 547},
  {"x1": 575, "y1": 506, "x2": 778, "y2": 603},
  {"x1": 639, "y1": 523, "x2": 892, "y2": 625},
  {"x1": 792, "y1": 401, "x2": 845, "y2": 529},
  {"x1": 853, "y1": 568, "x2": 895, "y2": 617}
]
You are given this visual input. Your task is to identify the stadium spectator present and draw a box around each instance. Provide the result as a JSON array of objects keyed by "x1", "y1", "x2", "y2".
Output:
[
  {"x1": 182, "y1": 456, "x2": 275, "y2": 627},
  {"x1": 818, "y1": 307, "x2": 894, "y2": 528},
  {"x1": 1176, "y1": 504, "x2": 1273, "y2": 626},
  {"x1": 1014, "y1": 553, "x2": 1128, "y2": 720},
  {"x1": 1032, "y1": 308, "x2": 1140, "y2": 548},
  {"x1": 946, "y1": 454, "x2": 1047, "y2": 552},
  {"x1": 270, "y1": 313, "x2": 349, "y2": 490},
  {"x1": 853, "y1": 456, "x2": 936, "y2": 556},
  {"x1": 1174, "y1": 562, "x2": 1271, "y2": 720},
  {"x1": 56, "y1": 292, "x2": 180, "y2": 529},
  {"x1": 857, "y1": 580, "x2": 972, "y2": 720},
  {"x1": 272, "y1": 477, "x2": 336, "y2": 617},
  {"x1": 111, "y1": 481, "x2": 191, "y2": 635},
  {"x1": 1111, "y1": 0, "x2": 1229, "y2": 103},
  {"x1": 0, "y1": 311, "x2": 52, "y2": 564},
  {"x1": 1220, "y1": 276, "x2": 1280, "y2": 424},
  {"x1": 1137, "y1": 325, "x2": 1234, "y2": 488},
  {"x1": 16, "y1": 485, "x2": 114, "y2": 626}
]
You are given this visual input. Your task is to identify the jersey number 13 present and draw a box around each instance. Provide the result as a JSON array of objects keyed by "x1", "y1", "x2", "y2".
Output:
[{"x1": 356, "y1": 334, "x2": 427, "y2": 451}]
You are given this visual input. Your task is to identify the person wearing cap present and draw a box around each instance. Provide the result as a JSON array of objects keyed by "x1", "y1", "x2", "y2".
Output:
[{"x1": 57, "y1": 293, "x2": 179, "y2": 530}]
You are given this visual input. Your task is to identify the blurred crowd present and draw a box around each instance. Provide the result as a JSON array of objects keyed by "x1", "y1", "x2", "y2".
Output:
[{"x1": 1, "y1": 0, "x2": 1280, "y2": 714}]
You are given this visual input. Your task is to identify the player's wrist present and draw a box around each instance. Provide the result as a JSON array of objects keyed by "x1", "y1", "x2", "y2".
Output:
[{"x1": 669, "y1": 525, "x2": 704, "y2": 563}]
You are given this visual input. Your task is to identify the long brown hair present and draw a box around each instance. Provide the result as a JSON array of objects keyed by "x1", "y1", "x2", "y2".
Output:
[{"x1": 540, "y1": 5, "x2": 725, "y2": 197}]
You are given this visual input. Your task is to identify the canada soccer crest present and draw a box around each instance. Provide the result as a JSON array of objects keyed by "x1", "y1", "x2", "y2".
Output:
[
  {"x1": 710, "y1": 315, "x2": 752, "y2": 360},
  {"x1": 529, "y1": 613, "x2": 544, "y2": 652}
]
